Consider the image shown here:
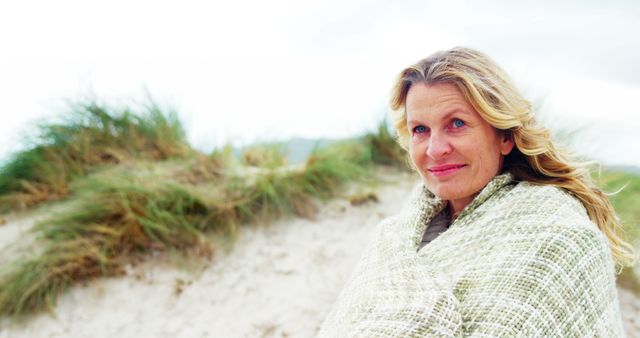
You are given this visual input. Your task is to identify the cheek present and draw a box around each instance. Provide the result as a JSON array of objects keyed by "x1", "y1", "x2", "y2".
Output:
[
  {"x1": 475, "y1": 147, "x2": 503, "y2": 177},
  {"x1": 408, "y1": 142, "x2": 423, "y2": 166}
]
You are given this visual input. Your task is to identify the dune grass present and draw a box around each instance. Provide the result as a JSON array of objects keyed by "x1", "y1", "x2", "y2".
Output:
[
  {"x1": 241, "y1": 144, "x2": 288, "y2": 168},
  {"x1": 0, "y1": 134, "x2": 375, "y2": 317},
  {"x1": 0, "y1": 177, "x2": 210, "y2": 317},
  {"x1": 0, "y1": 100, "x2": 190, "y2": 212},
  {"x1": 361, "y1": 119, "x2": 410, "y2": 169}
]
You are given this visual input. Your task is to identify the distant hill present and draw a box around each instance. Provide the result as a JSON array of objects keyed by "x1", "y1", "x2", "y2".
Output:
[
  {"x1": 242, "y1": 137, "x2": 343, "y2": 165},
  {"x1": 282, "y1": 137, "x2": 342, "y2": 164}
]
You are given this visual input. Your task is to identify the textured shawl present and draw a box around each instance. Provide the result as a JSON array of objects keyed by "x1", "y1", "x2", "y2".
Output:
[{"x1": 318, "y1": 174, "x2": 624, "y2": 337}]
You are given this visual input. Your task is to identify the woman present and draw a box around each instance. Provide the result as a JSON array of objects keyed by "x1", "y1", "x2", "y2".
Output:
[{"x1": 318, "y1": 47, "x2": 635, "y2": 337}]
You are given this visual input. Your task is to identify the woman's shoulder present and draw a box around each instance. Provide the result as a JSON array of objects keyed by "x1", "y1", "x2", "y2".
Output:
[
  {"x1": 490, "y1": 180, "x2": 611, "y2": 253},
  {"x1": 510, "y1": 180, "x2": 582, "y2": 206},
  {"x1": 499, "y1": 180, "x2": 591, "y2": 223},
  {"x1": 456, "y1": 179, "x2": 609, "y2": 252}
]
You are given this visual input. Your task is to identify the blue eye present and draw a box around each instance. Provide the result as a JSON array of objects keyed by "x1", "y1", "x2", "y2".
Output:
[
  {"x1": 452, "y1": 119, "x2": 465, "y2": 128},
  {"x1": 413, "y1": 125, "x2": 427, "y2": 134}
]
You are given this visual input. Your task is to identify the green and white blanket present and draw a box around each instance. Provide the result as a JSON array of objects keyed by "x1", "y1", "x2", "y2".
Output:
[{"x1": 319, "y1": 174, "x2": 623, "y2": 337}]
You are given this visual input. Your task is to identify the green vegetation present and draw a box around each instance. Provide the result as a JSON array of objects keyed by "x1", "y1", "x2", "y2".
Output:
[
  {"x1": 362, "y1": 119, "x2": 410, "y2": 168},
  {"x1": 0, "y1": 100, "x2": 190, "y2": 212},
  {"x1": 597, "y1": 170, "x2": 640, "y2": 294},
  {"x1": 241, "y1": 144, "x2": 288, "y2": 168},
  {"x1": 599, "y1": 170, "x2": 640, "y2": 245}
]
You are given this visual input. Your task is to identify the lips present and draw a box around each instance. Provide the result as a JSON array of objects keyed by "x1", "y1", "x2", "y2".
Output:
[{"x1": 427, "y1": 164, "x2": 466, "y2": 177}]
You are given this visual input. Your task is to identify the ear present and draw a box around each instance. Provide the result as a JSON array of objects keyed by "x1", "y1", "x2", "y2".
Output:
[{"x1": 499, "y1": 132, "x2": 514, "y2": 155}]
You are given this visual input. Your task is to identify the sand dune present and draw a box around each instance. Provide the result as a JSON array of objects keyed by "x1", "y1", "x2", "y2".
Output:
[{"x1": 1, "y1": 172, "x2": 638, "y2": 337}]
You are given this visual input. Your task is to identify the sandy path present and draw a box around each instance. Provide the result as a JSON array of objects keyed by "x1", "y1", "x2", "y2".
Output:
[{"x1": 0, "y1": 172, "x2": 638, "y2": 337}]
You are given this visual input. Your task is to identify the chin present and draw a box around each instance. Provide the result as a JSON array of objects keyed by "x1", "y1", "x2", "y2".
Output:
[
  {"x1": 433, "y1": 191, "x2": 460, "y2": 201},
  {"x1": 424, "y1": 183, "x2": 458, "y2": 200}
]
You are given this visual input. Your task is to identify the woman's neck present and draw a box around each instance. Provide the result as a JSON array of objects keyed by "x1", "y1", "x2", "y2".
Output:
[{"x1": 447, "y1": 197, "x2": 473, "y2": 221}]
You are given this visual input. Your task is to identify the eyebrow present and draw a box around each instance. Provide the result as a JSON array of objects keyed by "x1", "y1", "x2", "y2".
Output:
[{"x1": 407, "y1": 107, "x2": 472, "y2": 125}]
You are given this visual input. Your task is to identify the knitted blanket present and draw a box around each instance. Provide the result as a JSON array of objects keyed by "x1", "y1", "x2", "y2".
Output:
[{"x1": 318, "y1": 174, "x2": 624, "y2": 337}]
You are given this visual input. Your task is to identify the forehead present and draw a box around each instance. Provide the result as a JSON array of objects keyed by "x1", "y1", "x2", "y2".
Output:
[{"x1": 405, "y1": 82, "x2": 470, "y2": 116}]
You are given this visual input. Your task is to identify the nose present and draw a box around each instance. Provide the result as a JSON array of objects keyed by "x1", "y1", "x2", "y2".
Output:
[{"x1": 426, "y1": 131, "x2": 452, "y2": 160}]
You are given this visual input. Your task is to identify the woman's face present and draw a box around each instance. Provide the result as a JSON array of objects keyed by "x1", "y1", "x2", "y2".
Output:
[{"x1": 406, "y1": 82, "x2": 514, "y2": 214}]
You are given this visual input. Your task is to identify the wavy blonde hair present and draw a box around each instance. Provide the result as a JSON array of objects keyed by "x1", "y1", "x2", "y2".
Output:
[{"x1": 390, "y1": 47, "x2": 635, "y2": 268}]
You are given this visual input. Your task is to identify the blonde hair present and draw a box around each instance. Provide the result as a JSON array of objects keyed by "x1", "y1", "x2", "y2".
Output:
[{"x1": 390, "y1": 47, "x2": 635, "y2": 268}]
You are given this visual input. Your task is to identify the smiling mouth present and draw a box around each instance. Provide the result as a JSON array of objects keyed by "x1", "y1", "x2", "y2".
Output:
[{"x1": 427, "y1": 164, "x2": 466, "y2": 177}]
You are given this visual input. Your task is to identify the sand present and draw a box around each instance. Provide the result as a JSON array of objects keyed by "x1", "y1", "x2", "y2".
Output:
[{"x1": 0, "y1": 172, "x2": 638, "y2": 337}]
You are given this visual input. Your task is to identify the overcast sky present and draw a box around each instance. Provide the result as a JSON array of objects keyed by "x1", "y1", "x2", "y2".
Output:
[{"x1": 1, "y1": 0, "x2": 639, "y2": 166}]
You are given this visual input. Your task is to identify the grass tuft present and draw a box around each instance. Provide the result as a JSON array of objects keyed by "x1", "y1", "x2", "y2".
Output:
[
  {"x1": 349, "y1": 192, "x2": 379, "y2": 206},
  {"x1": 0, "y1": 175, "x2": 212, "y2": 317},
  {"x1": 361, "y1": 119, "x2": 409, "y2": 169},
  {"x1": 0, "y1": 100, "x2": 190, "y2": 212},
  {"x1": 242, "y1": 144, "x2": 288, "y2": 168}
]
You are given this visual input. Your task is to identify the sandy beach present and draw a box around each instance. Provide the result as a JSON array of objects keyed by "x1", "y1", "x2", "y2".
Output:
[{"x1": 1, "y1": 171, "x2": 638, "y2": 337}]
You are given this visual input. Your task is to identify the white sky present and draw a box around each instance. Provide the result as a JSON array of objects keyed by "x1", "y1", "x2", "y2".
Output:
[{"x1": 1, "y1": 0, "x2": 639, "y2": 166}]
